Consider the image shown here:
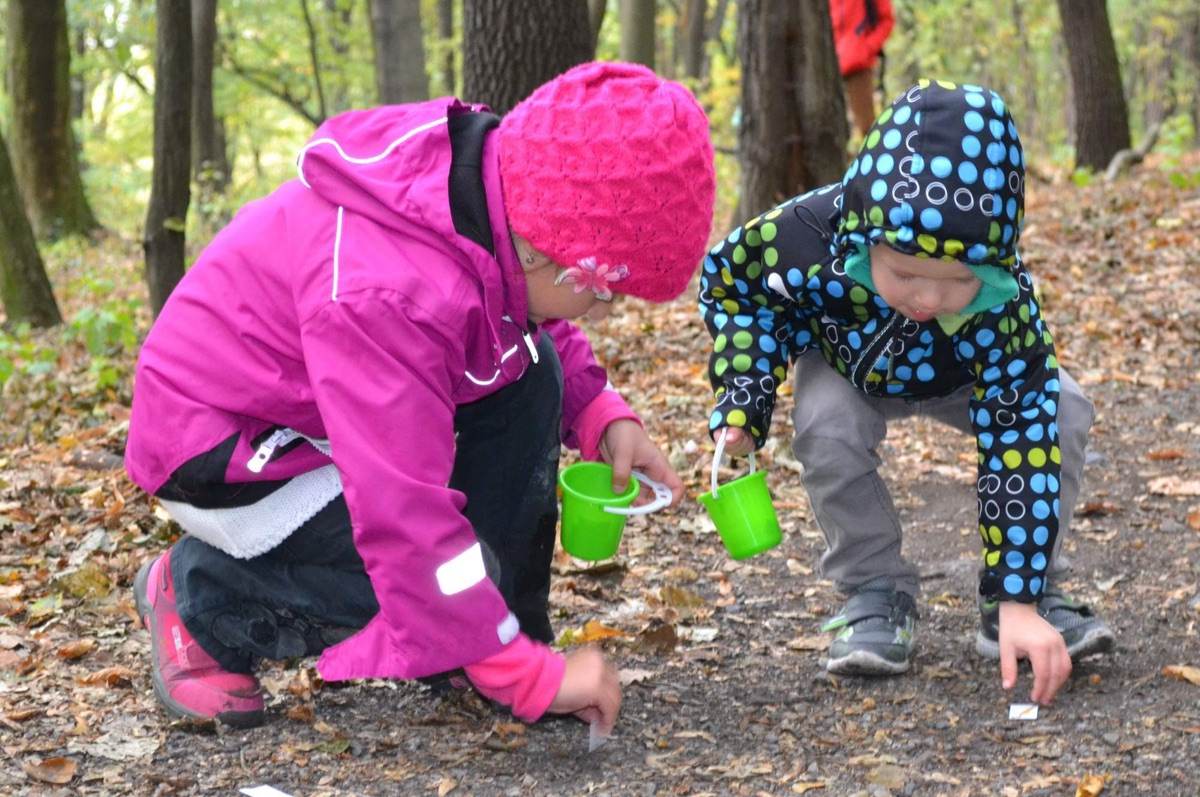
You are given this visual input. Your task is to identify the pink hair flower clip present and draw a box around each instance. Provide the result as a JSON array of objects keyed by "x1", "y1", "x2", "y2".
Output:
[{"x1": 554, "y1": 257, "x2": 630, "y2": 301}]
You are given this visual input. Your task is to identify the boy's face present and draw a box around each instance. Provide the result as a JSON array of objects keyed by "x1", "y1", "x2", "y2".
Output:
[{"x1": 870, "y1": 245, "x2": 981, "y2": 322}]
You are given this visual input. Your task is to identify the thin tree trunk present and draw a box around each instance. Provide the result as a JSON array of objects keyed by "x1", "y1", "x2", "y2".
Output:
[
  {"x1": 619, "y1": 0, "x2": 656, "y2": 69},
  {"x1": 143, "y1": 0, "x2": 193, "y2": 317},
  {"x1": 1010, "y1": 0, "x2": 1038, "y2": 141},
  {"x1": 0, "y1": 131, "x2": 61, "y2": 328},
  {"x1": 369, "y1": 0, "x2": 428, "y2": 103},
  {"x1": 299, "y1": 0, "x2": 329, "y2": 122},
  {"x1": 462, "y1": 0, "x2": 593, "y2": 115},
  {"x1": 192, "y1": 0, "x2": 230, "y2": 194},
  {"x1": 588, "y1": 0, "x2": 607, "y2": 52},
  {"x1": 737, "y1": 0, "x2": 846, "y2": 220},
  {"x1": 680, "y1": 0, "x2": 707, "y2": 80},
  {"x1": 7, "y1": 0, "x2": 100, "y2": 239},
  {"x1": 1055, "y1": 0, "x2": 1131, "y2": 171},
  {"x1": 322, "y1": 0, "x2": 353, "y2": 113},
  {"x1": 437, "y1": 0, "x2": 456, "y2": 95}
]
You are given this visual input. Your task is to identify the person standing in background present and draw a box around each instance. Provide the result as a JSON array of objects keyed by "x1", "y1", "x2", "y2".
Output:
[{"x1": 830, "y1": 0, "x2": 895, "y2": 137}]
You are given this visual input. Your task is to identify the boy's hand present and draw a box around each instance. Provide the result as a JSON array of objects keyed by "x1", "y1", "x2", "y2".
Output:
[
  {"x1": 598, "y1": 419, "x2": 684, "y2": 506},
  {"x1": 717, "y1": 426, "x2": 756, "y2": 458},
  {"x1": 998, "y1": 601, "x2": 1072, "y2": 705},
  {"x1": 546, "y1": 647, "x2": 622, "y2": 735}
]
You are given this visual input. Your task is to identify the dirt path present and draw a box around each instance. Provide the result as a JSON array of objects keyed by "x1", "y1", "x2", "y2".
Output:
[{"x1": 1, "y1": 170, "x2": 1197, "y2": 796}]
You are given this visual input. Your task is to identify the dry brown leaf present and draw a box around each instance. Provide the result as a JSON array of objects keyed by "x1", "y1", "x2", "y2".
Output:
[
  {"x1": 791, "y1": 781, "x2": 826, "y2": 793},
  {"x1": 1148, "y1": 476, "x2": 1200, "y2": 497},
  {"x1": 1187, "y1": 509, "x2": 1200, "y2": 531},
  {"x1": 22, "y1": 756, "x2": 77, "y2": 785},
  {"x1": 286, "y1": 704, "x2": 315, "y2": 723},
  {"x1": 1162, "y1": 665, "x2": 1200, "y2": 686},
  {"x1": 437, "y1": 776, "x2": 458, "y2": 796},
  {"x1": 76, "y1": 665, "x2": 135, "y2": 687},
  {"x1": 575, "y1": 619, "x2": 626, "y2": 643},
  {"x1": 56, "y1": 638, "x2": 97, "y2": 661},
  {"x1": 786, "y1": 635, "x2": 830, "y2": 652},
  {"x1": 1147, "y1": 448, "x2": 1187, "y2": 461},
  {"x1": 1076, "y1": 773, "x2": 1106, "y2": 797}
]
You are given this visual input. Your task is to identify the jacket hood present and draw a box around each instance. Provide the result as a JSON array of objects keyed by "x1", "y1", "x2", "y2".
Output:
[
  {"x1": 835, "y1": 79, "x2": 1025, "y2": 272},
  {"x1": 296, "y1": 99, "x2": 480, "y2": 240}
]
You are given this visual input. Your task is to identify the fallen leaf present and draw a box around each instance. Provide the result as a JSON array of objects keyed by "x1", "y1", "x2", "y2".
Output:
[
  {"x1": 791, "y1": 782, "x2": 825, "y2": 794},
  {"x1": 1187, "y1": 509, "x2": 1200, "y2": 531},
  {"x1": 56, "y1": 638, "x2": 97, "y2": 661},
  {"x1": 618, "y1": 668, "x2": 656, "y2": 686},
  {"x1": 1076, "y1": 500, "x2": 1121, "y2": 517},
  {"x1": 437, "y1": 776, "x2": 457, "y2": 796},
  {"x1": 1148, "y1": 476, "x2": 1200, "y2": 497},
  {"x1": 1076, "y1": 773, "x2": 1106, "y2": 796},
  {"x1": 633, "y1": 620, "x2": 678, "y2": 654},
  {"x1": 22, "y1": 756, "x2": 77, "y2": 785},
  {"x1": 786, "y1": 635, "x2": 830, "y2": 652},
  {"x1": 660, "y1": 585, "x2": 707, "y2": 609},
  {"x1": 1146, "y1": 448, "x2": 1187, "y2": 461},
  {"x1": 867, "y1": 764, "x2": 908, "y2": 790},
  {"x1": 286, "y1": 704, "x2": 315, "y2": 723},
  {"x1": 1162, "y1": 665, "x2": 1200, "y2": 686},
  {"x1": 76, "y1": 666, "x2": 136, "y2": 687}
]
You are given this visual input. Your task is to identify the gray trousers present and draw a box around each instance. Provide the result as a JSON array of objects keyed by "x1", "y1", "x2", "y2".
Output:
[{"x1": 789, "y1": 352, "x2": 1095, "y2": 598}]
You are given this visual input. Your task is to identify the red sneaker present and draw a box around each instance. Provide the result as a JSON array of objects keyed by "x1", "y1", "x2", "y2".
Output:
[{"x1": 133, "y1": 552, "x2": 265, "y2": 726}]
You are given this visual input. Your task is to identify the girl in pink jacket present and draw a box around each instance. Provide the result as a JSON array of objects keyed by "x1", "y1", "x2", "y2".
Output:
[{"x1": 128, "y1": 62, "x2": 716, "y2": 732}]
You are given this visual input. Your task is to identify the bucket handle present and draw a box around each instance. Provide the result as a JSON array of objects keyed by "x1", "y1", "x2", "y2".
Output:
[
  {"x1": 603, "y1": 471, "x2": 673, "y2": 516},
  {"x1": 711, "y1": 428, "x2": 756, "y2": 499}
]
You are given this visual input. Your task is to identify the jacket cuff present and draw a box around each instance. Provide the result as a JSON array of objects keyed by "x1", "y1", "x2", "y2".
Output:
[
  {"x1": 463, "y1": 634, "x2": 566, "y2": 722},
  {"x1": 573, "y1": 387, "x2": 642, "y2": 461}
]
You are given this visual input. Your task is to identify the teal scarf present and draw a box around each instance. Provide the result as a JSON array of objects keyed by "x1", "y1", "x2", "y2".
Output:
[{"x1": 843, "y1": 244, "x2": 1018, "y2": 335}]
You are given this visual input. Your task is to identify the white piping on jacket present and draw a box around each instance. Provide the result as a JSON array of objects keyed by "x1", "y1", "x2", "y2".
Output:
[
  {"x1": 296, "y1": 117, "x2": 449, "y2": 188},
  {"x1": 332, "y1": 206, "x2": 345, "y2": 301}
]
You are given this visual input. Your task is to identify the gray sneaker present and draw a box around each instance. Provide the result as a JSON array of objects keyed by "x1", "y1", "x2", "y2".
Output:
[
  {"x1": 822, "y1": 580, "x2": 918, "y2": 675},
  {"x1": 975, "y1": 587, "x2": 1115, "y2": 660}
]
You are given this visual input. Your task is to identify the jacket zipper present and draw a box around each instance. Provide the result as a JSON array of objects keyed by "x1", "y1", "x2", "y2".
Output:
[
  {"x1": 850, "y1": 313, "x2": 900, "y2": 390},
  {"x1": 247, "y1": 428, "x2": 303, "y2": 473}
]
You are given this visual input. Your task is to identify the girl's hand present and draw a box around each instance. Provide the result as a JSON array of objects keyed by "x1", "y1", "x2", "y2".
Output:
[
  {"x1": 546, "y1": 647, "x2": 621, "y2": 735},
  {"x1": 598, "y1": 419, "x2": 684, "y2": 506},
  {"x1": 998, "y1": 601, "x2": 1072, "y2": 705},
  {"x1": 717, "y1": 426, "x2": 755, "y2": 458}
]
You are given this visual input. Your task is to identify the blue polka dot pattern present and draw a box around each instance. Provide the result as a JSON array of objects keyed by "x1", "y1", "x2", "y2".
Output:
[{"x1": 700, "y1": 81, "x2": 1059, "y2": 604}]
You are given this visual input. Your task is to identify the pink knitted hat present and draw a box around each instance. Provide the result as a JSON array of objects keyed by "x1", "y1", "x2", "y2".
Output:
[{"x1": 497, "y1": 61, "x2": 716, "y2": 303}]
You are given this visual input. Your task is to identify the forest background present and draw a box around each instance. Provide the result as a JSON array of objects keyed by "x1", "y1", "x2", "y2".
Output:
[{"x1": 0, "y1": 1, "x2": 1199, "y2": 795}]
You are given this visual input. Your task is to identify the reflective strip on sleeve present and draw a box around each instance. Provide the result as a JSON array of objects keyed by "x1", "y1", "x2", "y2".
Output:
[{"x1": 435, "y1": 542, "x2": 487, "y2": 595}]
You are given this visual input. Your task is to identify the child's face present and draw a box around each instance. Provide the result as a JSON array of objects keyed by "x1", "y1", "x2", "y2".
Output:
[
  {"x1": 515, "y1": 236, "x2": 618, "y2": 324},
  {"x1": 869, "y1": 245, "x2": 981, "y2": 322}
]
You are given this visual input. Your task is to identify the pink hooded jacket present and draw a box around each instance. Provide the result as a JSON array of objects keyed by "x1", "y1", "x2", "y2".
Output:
[{"x1": 125, "y1": 99, "x2": 636, "y2": 693}]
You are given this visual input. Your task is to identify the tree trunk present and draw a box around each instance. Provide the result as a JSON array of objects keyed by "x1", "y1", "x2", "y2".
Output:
[
  {"x1": 192, "y1": 0, "x2": 230, "y2": 194},
  {"x1": 619, "y1": 0, "x2": 656, "y2": 69},
  {"x1": 369, "y1": 0, "x2": 428, "y2": 104},
  {"x1": 322, "y1": 0, "x2": 353, "y2": 113},
  {"x1": 437, "y1": 0, "x2": 456, "y2": 95},
  {"x1": 587, "y1": 0, "x2": 607, "y2": 52},
  {"x1": 299, "y1": 0, "x2": 329, "y2": 122},
  {"x1": 462, "y1": 0, "x2": 593, "y2": 115},
  {"x1": 737, "y1": 0, "x2": 846, "y2": 220},
  {"x1": 143, "y1": 0, "x2": 193, "y2": 317},
  {"x1": 6, "y1": 0, "x2": 100, "y2": 239},
  {"x1": 680, "y1": 0, "x2": 707, "y2": 80},
  {"x1": 1010, "y1": 0, "x2": 1039, "y2": 141},
  {"x1": 1055, "y1": 0, "x2": 1131, "y2": 171},
  {"x1": 0, "y1": 131, "x2": 61, "y2": 328}
]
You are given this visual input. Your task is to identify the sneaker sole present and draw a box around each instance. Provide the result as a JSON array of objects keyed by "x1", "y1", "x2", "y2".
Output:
[
  {"x1": 133, "y1": 560, "x2": 265, "y2": 728},
  {"x1": 974, "y1": 626, "x2": 1116, "y2": 662},
  {"x1": 825, "y1": 649, "x2": 911, "y2": 676}
]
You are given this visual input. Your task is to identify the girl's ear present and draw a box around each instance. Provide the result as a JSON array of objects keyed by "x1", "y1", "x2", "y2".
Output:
[{"x1": 511, "y1": 232, "x2": 539, "y2": 271}]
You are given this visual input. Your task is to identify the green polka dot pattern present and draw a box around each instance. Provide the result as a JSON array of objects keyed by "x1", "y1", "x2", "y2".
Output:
[{"x1": 698, "y1": 81, "x2": 1060, "y2": 603}]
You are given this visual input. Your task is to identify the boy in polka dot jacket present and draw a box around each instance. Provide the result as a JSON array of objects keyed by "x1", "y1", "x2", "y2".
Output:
[{"x1": 700, "y1": 81, "x2": 1113, "y2": 705}]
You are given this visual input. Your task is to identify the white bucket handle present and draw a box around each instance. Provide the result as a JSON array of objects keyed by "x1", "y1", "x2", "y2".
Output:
[
  {"x1": 711, "y1": 427, "x2": 756, "y2": 499},
  {"x1": 603, "y1": 470, "x2": 673, "y2": 516}
]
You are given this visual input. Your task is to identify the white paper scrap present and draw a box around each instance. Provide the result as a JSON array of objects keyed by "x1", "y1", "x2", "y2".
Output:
[
  {"x1": 588, "y1": 721, "x2": 610, "y2": 753},
  {"x1": 1008, "y1": 703, "x2": 1039, "y2": 721},
  {"x1": 241, "y1": 787, "x2": 295, "y2": 797}
]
